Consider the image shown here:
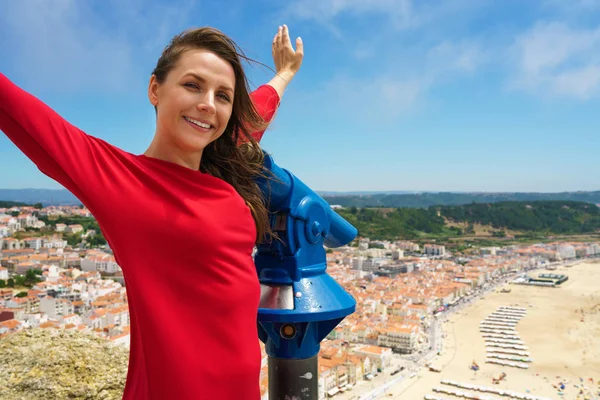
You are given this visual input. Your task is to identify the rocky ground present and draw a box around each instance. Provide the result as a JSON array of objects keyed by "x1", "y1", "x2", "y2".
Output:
[{"x1": 0, "y1": 329, "x2": 128, "y2": 400}]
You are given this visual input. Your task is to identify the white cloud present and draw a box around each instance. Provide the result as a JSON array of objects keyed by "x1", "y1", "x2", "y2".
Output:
[
  {"x1": 510, "y1": 22, "x2": 600, "y2": 99},
  {"x1": 352, "y1": 42, "x2": 376, "y2": 60},
  {"x1": 302, "y1": 38, "x2": 485, "y2": 122},
  {"x1": 278, "y1": 0, "x2": 502, "y2": 121},
  {"x1": 543, "y1": 0, "x2": 600, "y2": 12},
  {"x1": 519, "y1": 23, "x2": 597, "y2": 74},
  {"x1": 282, "y1": 0, "x2": 600, "y2": 103},
  {"x1": 378, "y1": 78, "x2": 424, "y2": 109},
  {"x1": 0, "y1": 0, "x2": 196, "y2": 94},
  {"x1": 281, "y1": 0, "x2": 488, "y2": 34},
  {"x1": 553, "y1": 65, "x2": 600, "y2": 98},
  {"x1": 282, "y1": 0, "x2": 419, "y2": 29},
  {"x1": 296, "y1": 74, "x2": 426, "y2": 123},
  {"x1": 427, "y1": 40, "x2": 484, "y2": 74},
  {"x1": 281, "y1": 0, "x2": 489, "y2": 94}
]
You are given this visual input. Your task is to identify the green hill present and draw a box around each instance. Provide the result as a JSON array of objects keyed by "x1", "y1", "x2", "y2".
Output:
[
  {"x1": 335, "y1": 201, "x2": 600, "y2": 240},
  {"x1": 324, "y1": 191, "x2": 600, "y2": 208},
  {"x1": 0, "y1": 200, "x2": 42, "y2": 209}
]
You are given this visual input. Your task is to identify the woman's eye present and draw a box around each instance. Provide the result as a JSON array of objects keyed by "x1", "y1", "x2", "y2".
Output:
[
  {"x1": 217, "y1": 93, "x2": 231, "y2": 102},
  {"x1": 184, "y1": 82, "x2": 199, "y2": 89}
]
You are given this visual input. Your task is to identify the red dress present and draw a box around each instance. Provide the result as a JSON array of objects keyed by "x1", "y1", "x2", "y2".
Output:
[{"x1": 0, "y1": 73, "x2": 280, "y2": 399}]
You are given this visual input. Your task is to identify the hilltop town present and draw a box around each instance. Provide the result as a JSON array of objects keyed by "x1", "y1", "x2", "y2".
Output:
[{"x1": 1, "y1": 204, "x2": 599, "y2": 399}]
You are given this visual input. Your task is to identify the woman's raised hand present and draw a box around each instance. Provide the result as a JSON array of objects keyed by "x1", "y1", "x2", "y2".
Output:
[{"x1": 272, "y1": 25, "x2": 304, "y2": 80}]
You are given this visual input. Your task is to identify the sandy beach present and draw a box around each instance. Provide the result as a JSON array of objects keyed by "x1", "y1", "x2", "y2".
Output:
[{"x1": 384, "y1": 261, "x2": 600, "y2": 400}]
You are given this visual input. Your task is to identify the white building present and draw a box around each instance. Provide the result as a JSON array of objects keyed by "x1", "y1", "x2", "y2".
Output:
[
  {"x1": 0, "y1": 266, "x2": 8, "y2": 280},
  {"x1": 480, "y1": 246, "x2": 501, "y2": 256},
  {"x1": 557, "y1": 244, "x2": 576, "y2": 260},
  {"x1": 394, "y1": 241, "x2": 420, "y2": 251},
  {"x1": 61, "y1": 314, "x2": 82, "y2": 326},
  {"x1": 351, "y1": 257, "x2": 364, "y2": 270},
  {"x1": 110, "y1": 333, "x2": 130, "y2": 348},
  {"x1": 392, "y1": 249, "x2": 404, "y2": 260},
  {"x1": 17, "y1": 214, "x2": 40, "y2": 229},
  {"x1": 81, "y1": 253, "x2": 121, "y2": 273},
  {"x1": 86, "y1": 280, "x2": 123, "y2": 297},
  {"x1": 67, "y1": 224, "x2": 84, "y2": 234},
  {"x1": 39, "y1": 296, "x2": 75, "y2": 320},
  {"x1": 370, "y1": 248, "x2": 386, "y2": 258},
  {"x1": 361, "y1": 258, "x2": 384, "y2": 272},
  {"x1": 358, "y1": 238, "x2": 370, "y2": 251},
  {"x1": 24, "y1": 237, "x2": 44, "y2": 250},
  {"x1": 353, "y1": 345, "x2": 393, "y2": 370},
  {"x1": 43, "y1": 238, "x2": 68, "y2": 249},
  {"x1": 107, "y1": 306, "x2": 130, "y2": 327},
  {"x1": 377, "y1": 327, "x2": 418, "y2": 354},
  {"x1": 7, "y1": 217, "x2": 22, "y2": 232},
  {"x1": 84, "y1": 314, "x2": 106, "y2": 330},
  {"x1": 423, "y1": 244, "x2": 446, "y2": 256},
  {"x1": 46, "y1": 265, "x2": 61, "y2": 283},
  {"x1": 21, "y1": 312, "x2": 49, "y2": 329}
]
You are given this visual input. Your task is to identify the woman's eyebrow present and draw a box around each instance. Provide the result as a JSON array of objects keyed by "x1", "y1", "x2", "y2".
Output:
[{"x1": 184, "y1": 73, "x2": 234, "y2": 94}]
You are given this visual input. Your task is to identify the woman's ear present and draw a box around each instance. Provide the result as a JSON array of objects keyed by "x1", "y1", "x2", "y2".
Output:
[{"x1": 148, "y1": 75, "x2": 160, "y2": 107}]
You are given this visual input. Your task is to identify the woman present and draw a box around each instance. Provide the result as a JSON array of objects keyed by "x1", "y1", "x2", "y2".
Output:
[{"x1": 0, "y1": 25, "x2": 303, "y2": 399}]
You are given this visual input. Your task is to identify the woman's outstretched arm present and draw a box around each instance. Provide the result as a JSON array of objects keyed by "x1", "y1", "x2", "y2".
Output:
[
  {"x1": 0, "y1": 73, "x2": 122, "y2": 212},
  {"x1": 246, "y1": 25, "x2": 304, "y2": 143}
]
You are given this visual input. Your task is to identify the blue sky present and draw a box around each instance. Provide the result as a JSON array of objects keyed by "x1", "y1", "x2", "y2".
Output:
[{"x1": 1, "y1": 0, "x2": 599, "y2": 192}]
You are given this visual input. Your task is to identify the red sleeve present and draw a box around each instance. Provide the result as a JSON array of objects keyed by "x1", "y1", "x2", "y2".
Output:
[
  {"x1": 0, "y1": 73, "x2": 121, "y2": 213},
  {"x1": 245, "y1": 84, "x2": 280, "y2": 143}
]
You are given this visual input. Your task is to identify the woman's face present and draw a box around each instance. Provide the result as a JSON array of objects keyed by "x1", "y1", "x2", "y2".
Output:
[{"x1": 148, "y1": 49, "x2": 236, "y2": 161}]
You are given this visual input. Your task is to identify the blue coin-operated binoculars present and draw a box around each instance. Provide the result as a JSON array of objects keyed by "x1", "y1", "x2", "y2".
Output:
[{"x1": 255, "y1": 155, "x2": 357, "y2": 400}]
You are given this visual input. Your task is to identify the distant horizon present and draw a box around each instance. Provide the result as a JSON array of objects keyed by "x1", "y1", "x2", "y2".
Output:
[{"x1": 1, "y1": 187, "x2": 600, "y2": 196}]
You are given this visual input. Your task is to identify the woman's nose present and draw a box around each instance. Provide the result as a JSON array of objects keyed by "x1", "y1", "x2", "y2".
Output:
[{"x1": 197, "y1": 92, "x2": 216, "y2": 114}]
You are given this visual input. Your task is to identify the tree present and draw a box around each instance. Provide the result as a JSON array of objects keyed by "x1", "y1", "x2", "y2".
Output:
[
  {"x1": 65, "y1": 233, "x2": 82, "y2": 247},
  {"x1": 465, "y1": 223, "x2": 475, "y2": 235},
  {"x1": 24, "y1": 269, "x2": 42, "y2": 285},
  {"x1": 0, "y1": 280, "x2": 5, "y2": 288},
  {"x1": 7, "y1": 278, "x2": 15, "y2": 288},
  {"x1": 449, "y1": 226, "x2": 463, "y2": 235},
  {"x1": 87, "y1": 232, "x2": 107, "y2": 247},
  {"x1": 15, "y1": 291, "x2": 28, "y2": 298},
  {"x1": 26, "y1": 269, "x2": 36, "y2": 281},
  {"x1": 14, "y1": 275, "x2": 26, "y2": 287}
]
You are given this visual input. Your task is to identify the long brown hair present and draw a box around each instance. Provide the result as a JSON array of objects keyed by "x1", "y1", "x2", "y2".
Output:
[{"x1": 151, "y1": 27, "x2": 273, "y2": 243}]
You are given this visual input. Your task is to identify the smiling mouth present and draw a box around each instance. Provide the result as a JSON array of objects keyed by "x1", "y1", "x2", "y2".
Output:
[{"x1": 184, "y1": 116, "x2": 213, "y2": 130}]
